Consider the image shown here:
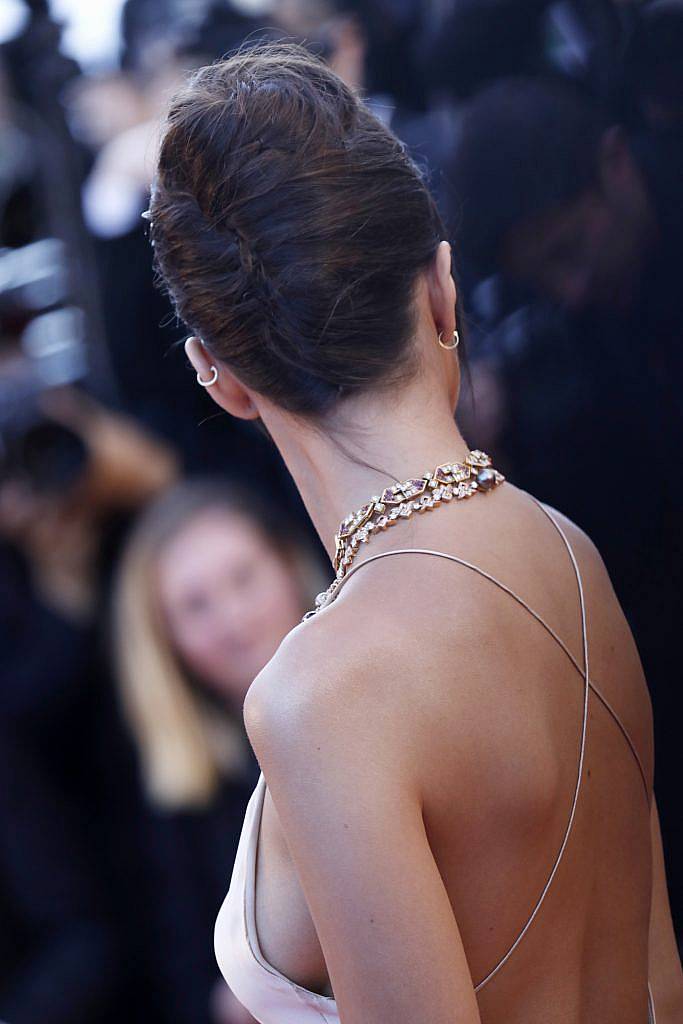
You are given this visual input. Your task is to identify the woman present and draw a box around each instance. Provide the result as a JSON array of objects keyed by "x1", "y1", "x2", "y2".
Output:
[
  {"x1": 146, "y1": 41, "x2": 683, "y2": 1024},
  {"x1": 111, "y1": 478, "x2": 324, "y2": 1024}
]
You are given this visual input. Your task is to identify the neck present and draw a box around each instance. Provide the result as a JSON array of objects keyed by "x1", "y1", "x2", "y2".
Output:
[{"x1": 259, "y1": 387, "x2": 471, "y2": 564}]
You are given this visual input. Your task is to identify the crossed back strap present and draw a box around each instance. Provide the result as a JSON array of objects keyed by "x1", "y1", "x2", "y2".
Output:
[{"x1": 325, "y1": 495, "x2": 650, "y2": 994}]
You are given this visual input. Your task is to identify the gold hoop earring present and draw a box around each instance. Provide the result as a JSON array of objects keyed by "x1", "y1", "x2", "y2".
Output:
[
  {"x1": 437, "y1": 329, "x2": 459, "y2": 350},
  {"x1": 197, "y1": 365, "x2": 218, "y2": 387}
]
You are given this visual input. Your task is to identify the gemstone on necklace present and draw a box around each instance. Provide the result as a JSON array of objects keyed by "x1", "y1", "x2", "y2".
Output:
[
  {"x1": 466, "y1": 449, "x2": 491, "y2": 468},
  {"x1": 451, "y1": 463, "x2": 471, "y2": 482},
  {"x1": 402, "y1": 478, "x2": 428, "y2": 499},
  {"x1": 380, "y1": 485, "x2": 403, "y2": 504},
  {"x1": 476, "y1": 467, "x2": 497, "y2": 491},
  {"x1": 434, "y1": 464, "x2": 454, "y2": 484},
  {"x1": 318, "y1": 450, "x2": 504, "y2": 621},
  {"x1": 338, "y1": 501, "x2": 374, "y2": 538}
]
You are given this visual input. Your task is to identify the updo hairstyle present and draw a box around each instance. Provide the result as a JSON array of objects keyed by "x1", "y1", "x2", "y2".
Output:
[{"x1": 150, "y1": 40, "x2": 455, "y2": 416}]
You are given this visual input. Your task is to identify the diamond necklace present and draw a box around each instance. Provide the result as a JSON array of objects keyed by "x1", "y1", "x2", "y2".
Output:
[{"x1": 304, "y1": 449, "x2": 505, "y2": 619}]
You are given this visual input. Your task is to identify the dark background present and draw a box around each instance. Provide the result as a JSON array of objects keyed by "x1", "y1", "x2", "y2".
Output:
[{"x1": 0, "y1": 1, "x2": 680, "y2": 1021}]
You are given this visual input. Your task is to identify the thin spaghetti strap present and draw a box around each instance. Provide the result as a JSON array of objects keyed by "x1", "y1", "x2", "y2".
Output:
[
  {"x1": 473, "y1": 497, "x2": 590, "y2": 991},
  {"x1": 320, "y1": 499, "x2": 656, "y2": 1005},
  {"x1": 648, "y1": 980, "x2": 657, "y2": 1024},
  {"x1": 530, "y1": 502, "x2": 650, "y2": 807},
  {"x1": 325, "y1": 496, "x2": 591, "y2": 993},
  {"x1": 327, "y1": 507, "x2": 650, "y2": 806}
]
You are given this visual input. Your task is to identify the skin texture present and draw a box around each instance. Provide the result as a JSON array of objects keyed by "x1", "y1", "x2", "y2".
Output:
[{"x1": 186, "y1": 241, "x2": 683, "y2": 1023}]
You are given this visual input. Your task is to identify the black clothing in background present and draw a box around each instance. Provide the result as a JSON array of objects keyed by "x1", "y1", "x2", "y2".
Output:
[
  {"x1": 0, "y1": 540, "x2": 159, "y2": 1022},
  {"x1": 495, "y1": 126, "x2": 683, "y2": 939},
  {"x1": 0, "y1": 730, "x2": 116, "y2": 1024},
  {"x1": 134, "y1": 754, "x2": 261, "y2": 1024}
]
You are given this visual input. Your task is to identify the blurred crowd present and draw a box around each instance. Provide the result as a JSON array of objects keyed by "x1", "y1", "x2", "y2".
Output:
[{"x1": 0, "y1": 1, "x2": 681, "y2": 1021}]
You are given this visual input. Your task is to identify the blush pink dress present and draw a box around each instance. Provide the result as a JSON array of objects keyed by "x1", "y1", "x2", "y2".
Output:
[{"x1": 214, "y1": 498, "x2": 657, "y2": 1024}]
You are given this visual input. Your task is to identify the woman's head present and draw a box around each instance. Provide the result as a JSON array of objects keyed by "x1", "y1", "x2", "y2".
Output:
[
  {"x1": 112, "y1": 477, "x2": 323, "y2": 807},
  {"x1": 149, "y1": 39, "x2": 457, "y2": 419}
]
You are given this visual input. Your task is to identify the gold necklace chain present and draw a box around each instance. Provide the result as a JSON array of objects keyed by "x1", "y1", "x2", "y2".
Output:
[{"x1": 304, "y1": 449, "x2": 505, "y2": 618}]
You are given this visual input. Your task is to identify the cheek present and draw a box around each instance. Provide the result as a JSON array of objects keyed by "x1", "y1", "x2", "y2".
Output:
[{"x1": 166, "y1": 606, "x2": 219, "y2": 674}]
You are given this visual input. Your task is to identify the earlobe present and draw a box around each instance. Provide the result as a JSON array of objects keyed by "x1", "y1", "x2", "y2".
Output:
[{"x1": 219, "y1": 377, "x2": 261, "y2": 421}]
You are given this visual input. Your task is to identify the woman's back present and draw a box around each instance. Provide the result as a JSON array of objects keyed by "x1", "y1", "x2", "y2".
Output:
[
  {"x1": 247, "y1": 482, "x2": 657, "y2": 1022},
  {"x1": 147, "y1": 39, "x2": 681, "y2": 1024}
]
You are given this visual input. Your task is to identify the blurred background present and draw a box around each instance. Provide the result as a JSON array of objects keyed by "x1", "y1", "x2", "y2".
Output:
[{"x1": 0, "y1": 0, "x2": 681, "y2": 1021}]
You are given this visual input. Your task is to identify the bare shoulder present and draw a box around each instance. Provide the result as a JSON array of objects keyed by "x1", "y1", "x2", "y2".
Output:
[
  {"x1": 243, "y1": 485, "x2": 641, "y2": 793},
  {"x1": 242, "y1": 542, "x2": 519, "y2": 803},
  {"x1": 499, "y1": 481, "x2": 595, "y2": 559},
  {"x1": 243, "y1": 527, "x2": 508, "y2": 710},
  {"x1": 516, "y1": 488, "x2": 620, "y2": 601},
  {"x1": 530, "y1": 490, "x2": 653, "y2": 726},
  {"x1": 242, "y1": 606, "x2": 485, "y2": 1024},
  {"x1": 534, "y1": 496, "x2": 605, "y2": 564},
  {"x1": 242, "y1": 596, "x2": 437, "y2": 785}
]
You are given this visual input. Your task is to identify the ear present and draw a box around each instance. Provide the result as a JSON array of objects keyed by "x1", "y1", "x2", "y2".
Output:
[
  {"x1": 429, "y1": 240, "x2": 458, "y2": 336},
  {"x1": 184, "y1": 336, "x2": 260, "y2": 421}
]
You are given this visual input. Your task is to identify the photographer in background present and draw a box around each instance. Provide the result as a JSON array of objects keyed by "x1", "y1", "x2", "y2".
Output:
[{"x1": 0, "y1": 379, "x2": 179, "y2": 1022}]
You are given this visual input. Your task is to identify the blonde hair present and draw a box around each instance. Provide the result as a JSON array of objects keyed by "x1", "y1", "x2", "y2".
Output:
[{"x1": 111, "y1": 478, "x2": 324, "y2": 810}]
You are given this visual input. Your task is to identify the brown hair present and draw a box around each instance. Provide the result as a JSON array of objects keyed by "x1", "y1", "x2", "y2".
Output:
[{"x1": 149, "y1": 38, "x2": 454, "y2": 416}]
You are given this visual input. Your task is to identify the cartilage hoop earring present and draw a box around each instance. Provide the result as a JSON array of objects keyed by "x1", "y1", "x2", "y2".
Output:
[
  {"x1": 437, "y1": 329, "x2": 460, "y2": 350},
  {"x1": 197, "y1": 365, "x2": 219, "y2": 387}
]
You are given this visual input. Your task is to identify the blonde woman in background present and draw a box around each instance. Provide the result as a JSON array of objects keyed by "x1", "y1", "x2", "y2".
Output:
[{"x1": 111, "y1": 477, "x2": 326, "y2": 1024}]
